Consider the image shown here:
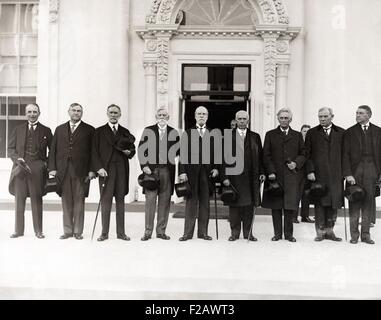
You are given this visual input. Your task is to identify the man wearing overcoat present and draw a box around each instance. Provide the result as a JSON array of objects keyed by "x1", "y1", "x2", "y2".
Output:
[
  {"x1": 221, "y1": 111, "x2": 265, "y2": 241},
  {"x1": 343, "y1": 105, "x2": 381, "y2": 244},
  {"x1": 178, "y1": 106, "x2": 219, "y2": 241},
  {"x1": 262, "y1": 108, "x2": 306, "y2": 242},
  {"x1": 8, "y1": 103, "x2": 52, "y2": 239},
  {"x1": 92, "y1": 104, "x2": 136, "y2": 241},
  {"x1": 304, "y1": 107, "x2": 345, "y2": 241},
  {"x1": 49, "y1": 103, "x2": 95, "y2": 240}
]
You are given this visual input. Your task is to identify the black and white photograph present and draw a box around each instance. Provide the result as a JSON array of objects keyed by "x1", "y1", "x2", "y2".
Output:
[{"x1": 1, "y1": 0, "x2": 381, "y2": 303}]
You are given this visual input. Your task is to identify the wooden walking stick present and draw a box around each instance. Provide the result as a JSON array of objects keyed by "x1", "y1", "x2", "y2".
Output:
[{"x1": 91, "y1": 176, "x2": 107, "y2": 241}]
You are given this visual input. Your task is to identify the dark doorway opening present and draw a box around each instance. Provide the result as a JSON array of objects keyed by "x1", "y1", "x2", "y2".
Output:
[{"x1": 181, "y1": 64, "x2": 251, "y2": 130}]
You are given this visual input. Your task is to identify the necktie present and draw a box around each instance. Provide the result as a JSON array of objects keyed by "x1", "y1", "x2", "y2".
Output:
[
  {"x1": 199, "y1": 128, "x2": 204, "y2": 137},
  {"x1": 29, "y1": 124, "x2": 36, "y2": 132},
  {"x1": 363, "y1": 125, "x2": 368, "y2": 133},
  {"x1": 70, "y1": 124, "x2": 76, "y2": 134},
  {"x1": 240, "y1": 131, "x2": 245, "y2": 139},
  {"x1": 159, "y1": 129, "x2": 165, "y2": 140},
  {"x1": 283, "y1": 130, "x2": 287, "y2": 136},
  {"x1": 324, "y1": 128, "x2": 329, "y2": 136},
  {"x1": 112, "y1": 125, "x2": 117, "y2": 135}
]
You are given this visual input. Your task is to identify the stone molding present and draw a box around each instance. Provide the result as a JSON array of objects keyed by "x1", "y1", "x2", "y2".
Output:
[{"x1": 49, "y1": 0, "x2": 59, "y2": 23}]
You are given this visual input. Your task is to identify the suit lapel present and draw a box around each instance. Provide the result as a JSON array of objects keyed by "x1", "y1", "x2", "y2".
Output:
[
  {"x1": 318, "y1": 126, "x2": 329, "y2": 142},
  {"x1": 71, "y1": 121, "x2": 84, "y2": 144},
  {"x1": 369, "y1": 123, "x2": 378, "y2": 152},
  {"x1": 354, "y1": 124, "x2": 363, "y2": 148},
  {"x1": 19, "y1": 123, "x2": 28, "y2": 158}
]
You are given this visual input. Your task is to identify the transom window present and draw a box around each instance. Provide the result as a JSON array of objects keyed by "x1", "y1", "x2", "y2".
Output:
[{"x1": 178, "y1": 0, "x2": 258, "y2": 26}]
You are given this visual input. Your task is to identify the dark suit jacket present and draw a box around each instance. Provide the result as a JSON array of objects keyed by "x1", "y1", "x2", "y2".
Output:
[
  {"x1": 92, "y1": 123, "x2": 136, "y2": 196},
  {"x1": 343, "y1": 123, "x2": 381, "y2": 178},
  {"x1": 178, "y1": 126, "x2": 220, "y2": 192},
  {"x1": 48, "y1": 121, "x2": 95, "y2": 196},
  {"x1": 305, "y1": 124, "x2": 345, "y2": 209},
  {"x1": 262, "y1": 126, "x2": 306, "y2": 210},
  {"x1": 8, "y1": 122, "x2": 53, "y2": 196},
  {"x1": 221, "y1": 129, "x2": 264, "y2": 207},
  {"x1": 138, "y1": 124, "x2": 180, "y2": 194}
]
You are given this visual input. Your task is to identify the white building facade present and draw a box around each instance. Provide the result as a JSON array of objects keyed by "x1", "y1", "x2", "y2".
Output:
[{"x1": 1, "y1": 0, "x2": 381, "y2": 203}]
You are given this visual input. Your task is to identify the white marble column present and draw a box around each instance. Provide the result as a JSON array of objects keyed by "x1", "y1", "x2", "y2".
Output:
[
  {"x1": 276, "y1": 63, "x2": 289, "y2": 110},
  {"x1": 143, "y1": 61, "x2": 157, "y2": 126}
]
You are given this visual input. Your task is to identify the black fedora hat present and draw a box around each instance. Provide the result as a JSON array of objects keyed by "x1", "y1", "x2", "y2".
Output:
[
  {"x1": 45, "y1": 177, "x2": 58, "y2": 194},
  {"x1": 114, "y1": 135, "x2": 135, "y2": 151},
  {"x1": 175, "y1": 181, "x2": 192, "y2": 198},
  {"x1": 138, "y1": 172, "x2": 160, "y2": 191},
  {"x1": 221, "y1": 184, "x2": 238, "y2": 204},
  {"x1": 309, "y1": 182, "x2": 328, "y2": 199},
  {"x1": 265, "y1": 180, "x2": 283, "y2": 197},
  {"x1": 344, "y1": 183, "x2": 366, "y2": 202}
]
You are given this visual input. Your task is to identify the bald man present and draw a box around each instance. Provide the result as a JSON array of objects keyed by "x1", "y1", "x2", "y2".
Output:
[
  {"x1": 221, "y1": 111, "x2": 265, "y2": 241},
  {"x1": 178, "y1": 106, "x2": 219, "y2": 241},
  {"x1": 8, "y1": 103, "x2": 53, "y2": 239}
]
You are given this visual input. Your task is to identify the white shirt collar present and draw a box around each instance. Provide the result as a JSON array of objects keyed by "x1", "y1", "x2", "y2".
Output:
[
  {"x1": 28, "y1": 121, "x2": 38, "y2": 128},
  {"x1": 322, "y1": 125, "x2": 332, "y2": 130},
  {"x1": 158, "y1": 124, "x2": 167, "y2": 131},
  {"x1": 238, "y1": 128, "x2": 247, "y2": 135},
  {"x1": 70, "y1": 120, "x2": 81, "y2": 128},
  {"x1": 196, "y1": 124, "x2": 205, "y2": 130},
  {"x1": 108, "y1": 122, "x2": 118, "y2": 130},
  {"x1": 362, "y1": 122, "x2": 370, "y2": 128},
  {"x1": 280, "y1": 127, "x2": 289, "y2": 134}
]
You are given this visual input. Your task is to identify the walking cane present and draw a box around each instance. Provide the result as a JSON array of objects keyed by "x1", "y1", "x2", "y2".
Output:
[
  {"x1": 91, "y1": 176, "x2": 107, "y2": 241},
  {"x1": 214, "y1": 180, "x2": 219, "y2": 240},
  {"x1": 343, "y1": 188, "x2": 348, "y2": 242},
  {"x1": 248, "y1": 180, "x2": 264, "y2": 243}
]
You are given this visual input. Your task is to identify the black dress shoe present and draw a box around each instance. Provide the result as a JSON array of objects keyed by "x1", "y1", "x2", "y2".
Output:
[
  {"x1": 286, "y1": 237, "x2": 297, "y2": 242},
  {"x1": 97, "y1": 234, "x2": 108, "y2": 242},
  {"x1": 325, "y1": 234, "x2": 342, "y2": 242},
  {"x1": 293, "y1": 218, "x2": 299, "y2": 224},
  {"x1": 198, "y1": 235, "x2": 212, "y2": 240},
  {"x1": 179, "y1": 236, "x2": 190, "y2": 241},
  {"x1": 60, "y1": 234, "x2": 73, "y2": 240},
  {"x1": 10, "y1": 233, "x2": 23, "y2": 239},
  {"x1": 350, "y1": 239, "x2": 358, "y2": 244},
  {"x1": 141, "y1": 234, "x2": 151, "y2": 241},
  {"x1": 157, "y1": 234, "x2": 170, "y2": 240},
  {"x1": 248, "y1": 235, "x2": 258, "y2": 242},
  {"x1": 301, "y1": 217, "x2": 315, "y2": 223},
  {"x1": 271, "y1": 236, "x2": 282, "y2": 241},
  {"x1": 314, "y1": 236, "x2": 324, "y2": 242},
  {"x1": 228, "y1": 236, "x2": 237, "y2": 241},
  {"x1": 370, "y1": 223, "x2": 375, "y2": 228},
  {"x1": 74, "y1": 234, "x2": 83, "y2": 240},
  {"x1": 361, "y1": 238, "x2": 375, "y2": 245},
  {"x1": 117, "y1": 234, "x2": 131, "y2": 241},
  {"x1": 36, "y1": 233, "x2": 45, "y2": 239}
]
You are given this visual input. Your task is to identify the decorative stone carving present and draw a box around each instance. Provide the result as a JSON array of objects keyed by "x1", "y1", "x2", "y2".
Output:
[
  {"x1": 272, "y1": 0, "x2": 289, "y2": 24},
  {"x1": 156, "y1": 0, "x2": 177, "y2": 24},
  {"x1": 49, "y1": 0, "x2": 59, "y2": 23},
  {"x1": 263, "y1": 35, "x2": 278, "y2": 89},
  {"x1": 146, "y1": 40, "x2": 158, "y2": 52},
  {"x1": 143, "y1": 61, "x2": 157, "y2": 76},
  {"x1": 258, "y1": 0, "x2": 276, "y2": 24},
  {"x1": 146, "y1": 0, "x2": 162, "y2": 24},
  {"x1": 276, "y1": 40, "x2": 288, "y2": 53}
]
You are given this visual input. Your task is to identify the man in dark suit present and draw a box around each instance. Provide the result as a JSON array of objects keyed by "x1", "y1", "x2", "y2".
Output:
[
  {"x1": 221, "y1": 111, "x2": 265, "y2": 241},
  {"x1": 48, "y1": 103, "x2": 95, "y2": 240},
  {"x1": 138, "y1": 108, "x2": 180, "y2": 241},
  {"x1": 92, "y1": 104, "x2": 136, "y2": 241},
  {"x1": 262, "y1": 108, "x2": 306, "y2": 242},
  {"x1": 178, "y1": 106, "x2": 219, "y2": 241},
  {"x1": 305, "y1": 108, "x2": 345, "y2": 241},
  {"x1": 343, "y1": 105, "x2": 381, "y2": 244},
  {"x1": 8, "y1": 103, "x2": 52, "y2": 239}
]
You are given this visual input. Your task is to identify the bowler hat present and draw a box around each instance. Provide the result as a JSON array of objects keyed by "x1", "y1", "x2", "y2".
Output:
[
  {"x1": 265, "y1": 180, "x2": 283, "y2": 197},
  {"x1": 138, "y1": 172, "x2": 160, "y2": 191},
  {"x1": 309, "y1": 182, "x2": 328, "y2": 198},
  {"x1": 45, "y1": 177, "x2": 58, "y2": 194},
  {"x1": 114, "y1": 135, "x2": 135, "y2": 151},
  {"x1": 344, "y1": 183, "x2": 366, "y2": 202},
  {"x1": 11, "y1": 160, "x2": 32, "y2": 178},
  {"x1": 221, "y1": 184, "x2": 238, "y2": 204},
  {"x1": 175, "y1": 181, "x2": 192, "y2": 198}
]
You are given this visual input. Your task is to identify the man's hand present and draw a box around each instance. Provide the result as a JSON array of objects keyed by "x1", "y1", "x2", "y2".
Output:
[
  {"x1": 179, "y1": 174, "x2": 188, "y2": 183},
  {"x1": 97, "y1": 168, "x2": 108, "y2": 178},
  {"x1": 122, "y1": 149, "x2": 131, "y2": 156},
  {"x1": 49, "y1": 170, "x2": 57, "y2": 177},
  {"x1": 307, "y1": 173, "x2": 316, "y2": 182},
  {"x1": 223, "y1": 179, "x2": 230, "y2": 187},
  {"x1": 88, "y1": 172, "x2": 96, "y2": 180},
  {"x1": 210, "y1": 169, "x2": 218, "y2": 178},
  {"x1": 143, "y1": 166, "x2": 152, "y2": 175},
  {"x1": 268, "y1": 173, "x2": 276, "y2": 181},
  {"x1": 346, "y1": 176, "x2": 356, "y2": 185},
  {"x1": 287, "y1": 161, "x2": 297, "y2": 171},
  {"x1": 259, "y1": 175, "x2": 266, "y2": 182}
]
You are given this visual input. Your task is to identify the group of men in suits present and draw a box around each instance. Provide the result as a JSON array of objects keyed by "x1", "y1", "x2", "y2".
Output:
[{"x1": 8, "y1": 103, "x2": 380, "y2": 244}]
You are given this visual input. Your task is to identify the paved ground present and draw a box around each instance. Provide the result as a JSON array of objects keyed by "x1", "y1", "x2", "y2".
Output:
[{"x1": 0, "y1": 209, "x2": 380, "y2": 300}]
